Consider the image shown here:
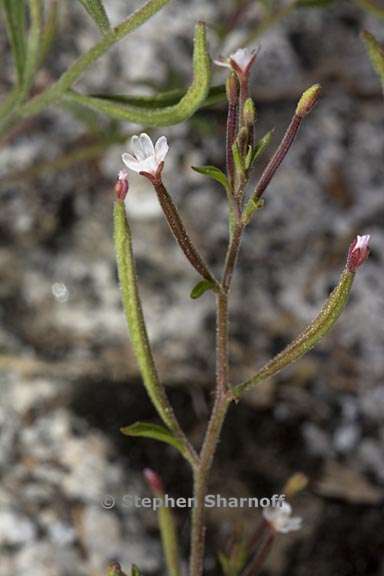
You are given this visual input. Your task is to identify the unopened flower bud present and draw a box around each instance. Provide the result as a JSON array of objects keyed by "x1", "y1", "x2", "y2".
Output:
[
  {"x1": 243, "y1": 97, "x2": 256, "y2": 128},
  {"x1": 296, "y1": 84, "x2": 321, "y2": 118},
  {"x1": 226, "y1": 73, "x2": 239, "y2": 106},
  {"x1": 115, "y1": 170, "x2": 129, "y2": 200},
  {"x1": 143, "y1": 468, "x2": 164, "y2": 495},
  {"x1": 347, "y1": 234, "x2": 370, "y2": 272}
]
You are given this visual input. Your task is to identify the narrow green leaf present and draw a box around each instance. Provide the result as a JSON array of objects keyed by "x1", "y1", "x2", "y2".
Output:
[
  {"x1": 17, "y1": 0, "x2": 173, "y2": 120},
  {"x1": 131, "y1": 566, "x2": 141, "y2": 576},
  {"x1": 248, "y1": 129, "x2": 274, "y2": 169},
  {"x1": 77, "y1": 0, "x2": 111, "y2": 34},
  {"x1": 89, "y1": 83, "x2": 226, "y2": 110},
  {"x1": 191, "y1": 165, "x2": 229, "y2": 191},
  {"x1": 190, "y1": 279, "x2": 216, "y2": 299},
  {"x1": 22, "y1": 0, "x2": 43, "y2": 95},
  {"x1": 120, "y1": 421, "x2": 186, "y2": 457},
  {"x1": 2, "y1": 0, "x2": 27, "y2": 83},
  {"x1": 235, "y1": 267, "x2": 356, "y2": 397},
  {"x1": 39, "y1": 0, "x2": 59, "y2": 67},
  {"x1": 232, "y1": 142, "x2": 245, "y2": 175},
  {"x1": 61, "y1": 22, "x2": 211, "y2": 127},
  {"x1": 362, "y1": 31, "x2": 384, "y2": 92}
]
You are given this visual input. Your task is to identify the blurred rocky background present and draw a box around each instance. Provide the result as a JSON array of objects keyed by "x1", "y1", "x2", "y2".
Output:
[{"x1": 0, "y1": 0, "x2": 384, "y2": 575}]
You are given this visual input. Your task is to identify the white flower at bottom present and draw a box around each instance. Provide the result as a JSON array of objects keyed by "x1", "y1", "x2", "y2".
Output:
[
  {"x1": 122, "y1": 133, "x2": 169, "y2": 176},
  {"x1": 263, "y1": 502, "x2": 302, "y2": 534}
]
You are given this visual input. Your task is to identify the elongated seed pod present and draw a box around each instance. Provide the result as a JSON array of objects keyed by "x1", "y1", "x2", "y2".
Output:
[
  {"x1": 234, "y1": 267, "x2": 354, "y2": 397},
  {"x1": 114, "y1": 199, "x2": 197, "y2": 469},
  {"x1": 152, "y1": 179, "x2": 217, "y2": 285}
]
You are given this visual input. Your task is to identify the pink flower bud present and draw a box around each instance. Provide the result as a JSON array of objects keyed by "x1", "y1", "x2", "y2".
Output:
[
  {"x1": 143, "y1": 468, "x2": 164, "y2": 494},
  {"x1": 115, "y1": 170, "x2": 129, "y2": 200},
  {"x1": 347, "y1": 234, "x2": 370, "y2": 272}
]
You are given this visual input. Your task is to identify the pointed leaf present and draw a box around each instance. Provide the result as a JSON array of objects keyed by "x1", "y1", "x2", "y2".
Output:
[
  {"x1": 190, "y1": 279, "x2": 216, "y2": 299},
  {"x1": 91, "y1": 84, "x2": 226, "y2": 110},
  {"x1": 39, "y1": 0, "x2": 59, "y2": 67},
  {"x1": 2, "y1": 0, "x2": 27, "y2": 83},
  {"x1": 191, "y1": 165, "x2": 229, "y2": 191},
  {"x1": 120, "y1": 421, "x2": 186, "y2": 457},
  {"x1": 362, "y1": 31, "x2": 384, "y2": 92},
  {"x1": 77, "y1": 0, "x2": 111, "y2": 34},
  {"x1": 248, "y1": 129, "x2": 274, "y2": 169},
  {"x1": 61, "y1": 22, "x2": 211, "y2": 127}
]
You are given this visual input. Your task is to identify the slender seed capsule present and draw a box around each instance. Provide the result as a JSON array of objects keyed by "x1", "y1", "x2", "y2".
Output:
[
  {"x1": 234, "y1": 235, "x2": 370, "y2": 398},
  {"x1": 143, "y1": 172, "x2": 217, "y2": 286},
  {"x1": 252, "y1": 84, "x2": 321, "y2": 201},
  {"x1": 226, "y1": 74, "x2": 239, "y2": 187}
]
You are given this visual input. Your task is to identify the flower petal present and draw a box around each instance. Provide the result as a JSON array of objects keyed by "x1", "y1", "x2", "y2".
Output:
[
  {"x1": 139, "y1": 133, "x2": 155, "y2": 158},
  {"x1": 154, "y1": 136, "x2": 169, "y2": 163},
  {"x1": 141, "y1": 155, "x2": 158, "y2": 175},
  {"x1": 130, "y1": 135, "x2": 146, "y2": 161},
  {"x1": 122, "y1": 152, "x2": 142, "y2": 173},
  {"x1": 214, "y1": 58, "x2": 231, "y2": 68}
]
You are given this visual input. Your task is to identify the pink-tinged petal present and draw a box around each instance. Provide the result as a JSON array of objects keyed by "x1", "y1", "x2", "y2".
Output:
[
  {"x1": 122, "y1": 152, "x2": 142, "y2": 173},
  {"x1": 154, "y1": 136, "x2": 169, "y2": 163},
  {"x1": 143, "y1": 468, "x2": 164, "y2": 494},
  {"x1": 130, "y1": 135, "x2": 146, "y2": 161},
  {"x1": 347, "y1": 234, "x2": 370, "y2": 272},
  {"x1": 139, "y1": 133, "x2": 155, "y2": 158},
  {"x1": 231, "y1": 48, "x2": 255, "y2": 69},
  {"x1": 115, "y1": 171, "x2": 129, "y2": 200},
  {"x1": 214, "y1": 58, "x2": 231, "y2": 68}
]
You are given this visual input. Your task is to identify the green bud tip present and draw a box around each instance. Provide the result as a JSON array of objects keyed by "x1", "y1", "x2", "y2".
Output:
[{"x1": 296, "y1": 84, "x2": 321, "y2": 118}]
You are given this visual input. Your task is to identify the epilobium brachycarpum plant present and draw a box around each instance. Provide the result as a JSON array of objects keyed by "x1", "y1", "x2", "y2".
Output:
[{"x1": 112, "y1": 46, "x2": 371, "y2": 576}]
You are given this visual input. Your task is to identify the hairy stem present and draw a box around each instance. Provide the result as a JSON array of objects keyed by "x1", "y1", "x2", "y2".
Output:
[{"x1": 190, "y1": 392, "x2": 231, "y2": 576}]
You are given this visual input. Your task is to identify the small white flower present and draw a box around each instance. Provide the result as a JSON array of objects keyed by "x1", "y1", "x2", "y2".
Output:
[
  {"x1": 353, "y1": 234, "x2": 370, "y2": 252},
  {"x1": 263, "y1": 502, "x2": 302, "y2": 534},
  {"x1": 215, "y1": 47, "x2": 258, "y2": 75},
  {"x1": 122, "y1": 133, "x2": 169, "y2": 176}
]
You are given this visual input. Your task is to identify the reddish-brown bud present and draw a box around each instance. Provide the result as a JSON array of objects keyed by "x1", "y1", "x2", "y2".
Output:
[
  {"x1": 115, "y1": 171, "x2": 129, "y2": 201},
  {"x1": 143, "y1": 468, "x2": 164, "y2": 495},
  {"x1": 347, "y1": 234, "x2": 370, "y2": 272}
]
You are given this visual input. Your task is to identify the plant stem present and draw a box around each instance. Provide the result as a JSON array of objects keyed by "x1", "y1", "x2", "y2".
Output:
[
  {"x1": 216, "y1": 293, "x2": 229, "y2": 395},
  {"x1": 190, "y1": 391, "x2": 231, "y2": 576},
  {"x1": 189, "y1": 217, "x2": 246, "y2": 574}
]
